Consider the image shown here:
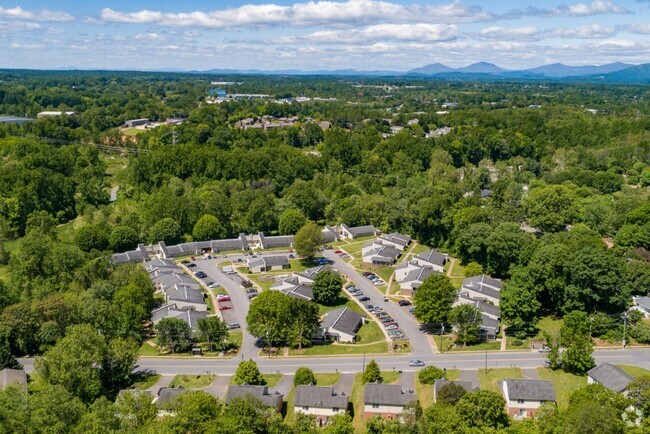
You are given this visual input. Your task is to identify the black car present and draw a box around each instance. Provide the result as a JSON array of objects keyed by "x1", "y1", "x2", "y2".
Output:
[
  {"x1": 359, "y1": 296, "x2": 370, "y2": 302},
  {"x1": 187, "y1": 263, "x2": 197, "y2": 268},
  {"x1": 398, "y1": 300, "x2": 412, "y2": 307}
]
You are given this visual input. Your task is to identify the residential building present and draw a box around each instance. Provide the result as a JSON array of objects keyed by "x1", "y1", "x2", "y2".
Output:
[
  {"x1": 151, "y1": 272, "x2": 199, "y2": 292},
  {"x1": 294, "y1": 265, "x2": 330, "y2": 286},
  {"x1": 143, "y1": 258, "x2": 181, "y2": 274},
  {"x1": 294, "y1": 385, "x2": 348, "y2": 426},
  {"x1": 414, "y1": 249, "x2": 447, "y2": 273},
  {"x1": 322, "y1": 226, "x2": 339, "y2": 243},
  {"x1": 0, "y1": 116, "x2": 33, "y2": 124},
  {"x1": 362, "y1": 241, "x2": 401, "y2": 267},
  {"x1": 37, "y1": 111, "x2": 75, "y2": 118},
  {"x1": 124, "y1": 118, "x2": 149, "y2": 127},
  {"x1": 459, "y1": 275, "x2": 502, "y2": 306},
  {"x1": 110, "y1": 244, "x2": 151, "y2": 265},
  {"x1": 163, "y1": 285, "x2": 207, "y2": 311},
  {"x1": 258, "y1": 232, "x2": 293, "y2": 249},
  {"x1": 150, "y1": 304, "x2": 208, "y2": 332},
  {"x1": 363, "y1": 383, "x2": 417, "y2": 420},
  {"x1": 587, "y1": 363, "x2": 635, "y2": 394},
  {"x1": 399, "y1": 267, "x2": 435, "y2": 296},
  {"x1": 0, "y1": 368, "x2": 27, "y2": 389},
  {"x1": 502, "y1": 379, "x2": 556, "y2": 420},
  {"x1": 433, "y1": 380, "x2": 476, "y2": 403},
  {"x1": 319, "y1": 307, "x2": 365, "y2": 343},
  {"x1": 394, "y1": 261, "x2": 422, "y2": 282},
  {"x1": 154, "y1": 387, "x2": 188, "y2": 404},
  {"x1": 282, "y1": 283, "x2": 314, "y2": 301},
  {"x1": 225, "y1": 385, "x2": 283, "y2": 412},
  {"x1": 631, "y1": 296, "x2": 650, "y2": 318},
  {"x1": 378, "y1": 232, "x2": 411, "y2": 250},
  {"x1": 247, "y1": 256, "x2": 290, "y2": 273},
  {"x1": 454, "y1": 294, "x2": 501, "y2": 340},
  {"x1": 339, "y1": 224, "x2": 379, "y2": 239}
]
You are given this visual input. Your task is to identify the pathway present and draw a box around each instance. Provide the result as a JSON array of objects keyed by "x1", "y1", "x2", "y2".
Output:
[
  {"x1": 399, "y1": 370, "x2": 415, "y2": 391},
  {"x1": 445, "y1": 257, "x2": 458, "y2": 277},
  {"x1": 522, "y1": 368, "x2": 539, "y2": 380},
  {"x1": 335, "y1": 373, "x2": 356, "y2": 397},
  {"x1": 273, "y1": 374, "x2": 294, "y2": 397},
  {"x1": 459, "y1": 369, "x2": 479, "y2": 388},
  {"x1": 205, "y1": 375, "x2": 231, "y2": 399},
  {"x1": 146, "y1": 374, "x2": 174, "y2": 394}
]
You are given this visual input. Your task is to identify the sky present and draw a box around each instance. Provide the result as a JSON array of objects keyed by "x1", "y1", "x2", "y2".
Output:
[{"x1": 1, "y1": 0, "x2": 650, "y2": 71}]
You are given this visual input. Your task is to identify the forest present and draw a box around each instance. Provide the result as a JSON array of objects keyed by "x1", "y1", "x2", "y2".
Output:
[{"x1": 0, "y1": 70, "x2": 649, "y2": 432}]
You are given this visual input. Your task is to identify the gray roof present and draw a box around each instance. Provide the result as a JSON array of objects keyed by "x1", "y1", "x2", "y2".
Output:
[
  {"x1": 211, "y1": 238, "x2": 245, "y2": 251},
  {"x1": 587, "y1": 363, "x2": 635, "y2": 393},
  {"x1": 462, "y1": 275, "x2": 502, "y2": 300},
  {"x1": 365, "y1": 245, "x2": 401, "y2": 262},
  {"x1": 379, "y1": 232, "x2": 411, "y2": 248},
  {"x1": 0, "y1": 115, "x2": 33, "y2": 123},
  {"x1": 342, "y1": 224, "x2": 378, "y2": 238},
  {"x1": 153, "y1": 272, "x2": 197, "y2": 290},
  {"x1": 225, "y1": 385, "x2": 283, "y2": 408},
  {"x1": 415, "y1": 249, "x2": 447, "y2": 267},
  {"x1": 294, "y1": 385, "x2": 348, "y2": 409},
  {"x1": 150, "y1": 304, "x2": 208, "y2": 331},
  {"x1": 457, "y1": 294, "x2": 501, "y2": 319},
  {"x1": 364, "y1": 383, "x2": 416, "y2": 406},
  {"x1": 110, "y1": 244, "x2": 151, "y2": 264},
  {"x1": 165, "y1": 285, "x2": 206, "y2": 304},
  {"x1": 395, "y1": 260, "x2": 418, "y2": 271},
  {"x1": 634, "y1": 296, "x2": 650, "y2": 311},
  {"x1": 503, "y1": 379, "x2": 556, "y2": 402},
  {"x1": 0, "y1": 369, "x2": 27, "y2": 388},
  {"x1": 322, "y1": 226, "x2": 339, "y2": 243},
  {"x1": 248, "y1": 258, "x2": 265, "y2": 269},
  {"x1": 144, "y1": 258, "x2": 180, "y2": 273},
  {"x1": 322, "y1": 307, "x2": 364, "y2": 336},
  {"x1": 404, "y1": 267, "x2": 434, "y2": 284},
  {"x1": 263, "y1": 255, "x2": 290, "y2": 267},
  {"x1": 157, "y1": 387, "x2": 188, "y2": 404},
  {"x1": 295, "y1": 265, "x2": 330, "y2": 281},
  {"x1": 283, "y1": 284, "x2": 314, "y2": 301},
  {"x1": 264, "y1": 235, "x2": 294, "y2": 248},
  {"x1": 433, "y1": 380, "x2": 476, "y2": 395},
  {"x1": 480, "y1": 313, "x2": 500, "y2": 332}
]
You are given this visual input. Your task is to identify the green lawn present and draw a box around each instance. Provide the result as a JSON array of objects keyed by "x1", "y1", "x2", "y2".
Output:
[
  {"x1": 439, "y1": 336, "x2": 500, "y2": 352},
  {"x1": 375, "y1": 266, "x2": 394, "y2": 285},
  {"x1": 228, "y1": 331, "x2": 243, "y2": 348},
  {"x1": 0, "y1": 266, "x2": 8, "y2": 283},
  {"x1": 289, "y1": 259, "x2": 312, "y2": 273},
  {"x1": 478, "y1": 368, "x2": 523, "y2": 393},
  {"x1": 343, "y1": 238, "x2": 374, "y2": 257},
  {"x1": 314, "y1": 373, "x2": 341, "y2": 386},
  {"x1": 317, "y1": 291, "x2": 364, "y2": 316},
  {"x1": 169, "y1": 374, "x2": 215, "y2": 389},
  {"x1": 3, "y1": 238, "x2": 20, "y2": 252},
  {"x1": 506, "y1": 337, "x2": 531, "y2": 350},
  {"x1": 229, "y1": 374, "x2": 282, "y2": 386},
  {"x1": 617, "y1": 365, "x2": 650, "y2": 378},
  {"x1": 536, "y1": 316, "x2": 563, "y2": 338},
  {"x1": 132, "y1": 374, "x2": 161, "y2": 390},
  {"x1": 205, "y1": 292, "x2": 216, "y2": 313},
  {"x1": 248, "y1": 274, "x2": 276, "y2": 292},
  {"x1": 537, "y1": 368, "x2": 587, "y2": 409},
  {"x1": 356, "y1": 320, "x2": 385, "y2": 344},
  {"x1": 218, "y1": 261, "x2": 231, "y2": 267},
  {"x1": 289, "y1": 341, "x2": 388, "y2": 356},
  {"x1": 410, "y1": 244, "x2": 431, "y2": 255},
  {"x1": 122, "y1": 127, "x2": 142, "y2": 136},
  {"x1": 138, "y1": 341, "x2": 160, "y2": 356},
  {"x1": 447, "y1": 260, "x2": 465, "y2": 277}
]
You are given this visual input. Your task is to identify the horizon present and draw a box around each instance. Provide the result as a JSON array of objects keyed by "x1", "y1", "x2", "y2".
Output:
[{"x1": 1, "y1": 0, "x2": 650, "y2": 70}]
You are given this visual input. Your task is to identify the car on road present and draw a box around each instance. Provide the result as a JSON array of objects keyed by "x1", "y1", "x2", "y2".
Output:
[
  {"x1": 409, "y1": 360, "x2": 425, "y2": 367},
  {"x1": 186, "y1": 263, "x2": 197, "y2": 268},
  {"x1": 216, "y1": 294, "x2": 231, "y2": 302},
  {"x1": 181, "y1": 260, "x2": 190, "y2": 264},
  {"x1": 227, "y1": 322, "x2": 240, "y2": 329},
  {"x1": 385, "y1": 324, "x2": 399, "y2": 330},
  {"x1": 289, "y1": 254, "x2": 295, "y2": 259},
  {"x1": 207, "y1": 282, "x2": 220, "y2": 289},
  {"x1": 538, "y1": 346, "x2": 551, "y2": 353},
  {"x1": 248, "y1": 294, "x2": 258, "y2": 299},
  {"x1": 359, "y1": 296, "x2": 370, "y2": 302},
  {"x1": 398, "y1": 300, "x2": 412, "y2": 306},
  {"x1": 246, "y1": 288, "x2": 258, "y2": 293},
  {"x1": 219, "y1": 305, "x2": 232, "y2": 310}
]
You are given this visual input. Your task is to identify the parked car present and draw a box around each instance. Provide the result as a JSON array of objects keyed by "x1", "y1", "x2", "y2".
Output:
[
  {"x1": 227, "y1": 322, "x2": 240, "y2": 329},
  {"x1": 375, "y1": 281, "x2": 385, "y2": 286},
  {"x1": 365, "y1": 304, "x2": 376, "y2": 310},
  {"x1": 207, "y1": 282, "x2": 220, "y2": 289},
  {"x1": 246, "y1": 288, "x2": 258, "y2": 294},
  {"x1": 187, "y1": 263, "x2": 197, "y2": 268},
  {"x1": 204, "y1": 255, "x2": 213, "y2": 259},
  {"x1": 340, "y1": 254, "x2": 350, "y2": 258},
  {"x1": 409, "y1": 360, "x2": 425, "y2": 367},
  {"x1": 237, "y1": 258, "x2": 244, "y2": 262},
  {"x1": 385, "y1": 324, "x2": 399, "y2": 330},
  {"x1": 216, "y1": 295, "x2": 230, "y2": 302},
  {"x1": 181, "y1": 260, "x2": 190, "y2": 264},
  {"x1": 346, "y1": 286, "x2": 358, "y2": 292},
  {"x1": 388, "y1": 330, "x2": 403, "y2": 336},
  {"x1": 334, "y1": 250, "x2": 343, "y2": 254},
  {"x1": 538, "y1": 346, "x2": 551, "y2": 353},
  {"x1": 359, "y1": 296, "x2": 370, "y2": 302},
  {"x1": 408, "y1": 307, "x2": 415, "y2": 314},
  {"x1": 219, "y1": 305, "x2": 232, "y2": 311},
  {"x1": 380, "y1": 317, "x2": 394, "y2": 323},
  {"x1": 289, "y1": 254, "x2": 295, "y2": 259},
  {"x1": 398, "y1": 300, "x2": 412, "y2": 306},
  {"x1": 248, "y1": 294, "x2": 257, "y2": 300}
]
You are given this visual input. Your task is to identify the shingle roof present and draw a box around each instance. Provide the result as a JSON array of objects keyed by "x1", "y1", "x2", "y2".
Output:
[
  {"x1": 248, "y1": 258, "x2": 265, "y2": 269},
  {"x1": 264, "y1": 235, "x2": 294, "y2": 248},
  {"x1": 294, "y1": 386, "x2": 348, "y2": 409},
  {"x1": 395, "y1": 260, "x2": 419, "y2": 271},
  {"x1": 150, "y1": 304, "x2": 208, "y2": 331},
  {"x1": 156, "y1": 387, "x2": 188, "y2": 404},
  {"x1": 283, "y1": 284, "x2": 314, "y2": 301},
  {"x1": 342, "y1": 224, "x2": 378, "y2": 238},
  {"x1": 462, "y1": 275, "x2": 502, "y2": 300},
  {"x1": 504, "y1": 379, "x2": 556, "y2": 402},
  {"x1": 322, "y1": 307, "x2": 364, "y2": 336},
  {"x1": 364, "y1": 383, "x2": 416, "y2": 406},
  {"x1": 379, "y1": 232, "x2": 411, "y2": 248},
  {"x1": 165, "y1": 285, "x2": 206, "y2": 304},
  {"x1": 404, "y1": 267, "x2": 434, "y2": 284},
  {"x1": 433, "y1": 379, "x2": 476, "y2": 395},
  {"x1": 415, "y1": 249, "x2": 447, "y2": 267},
  {"x1": 110, "y1": 244, "x2": 151, "y2": 264},
  {"x1": 263, "y1": 255, "x2": 290, "y2": 267},
  {"x1": 457, "y1": 294, "x2": 501, "y2": 319},
  {"x1": 587, "y1": 363, "x2": 635, "y2": 393},
  {"x1": 634, "y1": 296, "x2": 650, "y2": 311},
  {"x1": 364, "y1": 245, "x2": 401, "y2": 262},
  {"x1": 225, "y1": 385, "x2": 283, "y2": 408},
  {"x1": 143, "y1": 258, "x2": 180, "y2": 272},
  {"x1": 0, "y1": 368, "x2": 27, "y2": 388}
]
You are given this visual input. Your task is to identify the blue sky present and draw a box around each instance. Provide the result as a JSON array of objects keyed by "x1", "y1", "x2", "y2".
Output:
[{"x1": 1, "y1": 0, "x2": 649, "y2": 71}]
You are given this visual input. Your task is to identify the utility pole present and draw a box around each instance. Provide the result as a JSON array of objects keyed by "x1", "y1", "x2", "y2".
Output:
[
  {"x1": 440, "y1": 323, "x2": 445, "y2": 353},
  {"x1": 362, "y1": 352, "x2": 366, "y2": 373},
  {"x1": 484, "y1": 348, "x2": 488, "y2": 373},
  {"x1": 622, "y1": 313, "x2": 627, "y2": 349}
]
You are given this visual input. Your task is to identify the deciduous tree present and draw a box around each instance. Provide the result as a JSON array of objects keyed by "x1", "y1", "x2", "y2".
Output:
[
  {"x1": 293, "y1": 222, "x2": 323, "y2": 259},
  {"x1": 234, "y1": 359, "x2": 266, "y2": 385},
  {"x1": 312, "y1": 270, "x2": 343, "y2": 305},
  {"x1": 413, "y1": 275, "x2": 456, "y2": 325}
]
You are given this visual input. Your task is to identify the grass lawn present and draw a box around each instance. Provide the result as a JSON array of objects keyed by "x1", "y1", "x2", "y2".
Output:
[
  {"x1": 138, "y1": 341, "x2": 160, "y2": 356},
  {"x1": 3, "y1": 238, "x2": 20, "y2": 252},
  {"x1": 205, "y1": 292, "x2": 216, "y2": 313},
  {"x1": 439, "y1": 336, "x2": 500, "y2": 352},
  {"x1": 248, "y1": 274, "x2": 276, "y2": 292},
  {"x1": 478, "y1": 368, "x2": 523, "y2": 393},
  {"x1": 217, "y1": 261, "x2": 231, "y2": 267},
  {"x1": 447, "y1": 260, "x2": 465, "y2": 277},
  {"x1": 289, "y1": 341, "x2": 388, "y2": 356},
  {"x1": 375, "y1": 266, "x2": 394, "y2": 284},
  {"x1": 122, "y1": 127, "x2": 142, "y2": 136},
  {"x1": 506, "y1": 337, "x2": 531, "y2": 350},
  {"x1": 289, "y1": 259, "x2": 312, "y2": 273},
  {"x1": 450, "y1": 277, "x2": 464, "y2": 289},
  {"x1": 536, "y1": 316, "x2": 563, "y2": 338},
  {"x1": 170, "y1": 374, "x2": 215, "y2": 389},
  {"x1": 0, "y1": 266, "x2": 8, "y2": 283},
  {"x1": 617, "y1": 365, "x2": 650, "y2": 377},
  {"x1": 343, "y1": 239, "x2": 373, "y2": 257},
  {"x1": 537, "y1": 368, "x2": 587, "y2": 409},
  {"x1": 356, "y1": 320, "x2": 385, "y2": 344},
  {"x1": 229, "y1": 331, "x2": 243, "y2": 348},
  {"x1": 229, "y1": 374, "x2": 282, "y2": 386},
  {"x1": 410, "y1": 244, "x2": 431, "y2": 255},
  {"x1": 132, "y1": 374, "x2": 161, "y2": 390},
  {"x1": 317, "y1": 292, "x2": 364, "y2": 316}
]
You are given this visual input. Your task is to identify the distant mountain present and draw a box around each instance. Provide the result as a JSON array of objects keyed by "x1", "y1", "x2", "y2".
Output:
[
  {"x1": 409, "y1": 63, "x2": 454, "y2": 75},
  {"x1": 525, "y1": 62, "x2": 632, "y2": 77},
  {"x1": 456, "y1": 62, "x2": 507, "y2": 74},
  {"x1": 592, "y1": 63, "x2": 650, "y2": 84}
]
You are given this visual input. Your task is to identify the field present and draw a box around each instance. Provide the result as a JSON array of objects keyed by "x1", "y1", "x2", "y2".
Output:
[
  {"x1": 169, "y1": 374, "x2": 215, "y2": 389},
  {"x1": 537, "y1": 368, "x2": 587, "y2": 408},
  {"x1": 132, "y1": 373, "x2": 161, "y2": 390},
  {"x1": 288, "y1": 341, "x2": 388, "y2": 356},
  {"x1": 478, "y1": 368, "x2": 523, "y2": 393}
]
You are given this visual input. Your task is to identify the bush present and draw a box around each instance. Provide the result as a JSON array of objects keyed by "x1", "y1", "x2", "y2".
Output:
[
  {"x1": 511, "y1": 339, "x2": 524, "y2": 347},
  {"x1": 294, "y1": 367, "x2": 316, "y2": 386},
  {"x1": 417, "y1": 366, "x2": 446, "y2": 384}
]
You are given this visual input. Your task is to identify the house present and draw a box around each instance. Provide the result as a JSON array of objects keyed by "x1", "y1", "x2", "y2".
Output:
[
  {"x1": 294, "y1": 385, "x2": 348, "y2": 426},
  {"x1": 502, "y1": 379, "x2": 556, "y2": 420},
  {"x1": 247, "y1": 256, "x2": 290, "y2": 273},
  {"x1": 631, "y1": 296, "x2": 650, "y2": 318},
  {"x1": 163, "y1": 285, "x2": 207, "y2": 311},
  {"x1": 124, "y1": 118, "x2": 149, "y2": 127},
  {"x1": 433, "y1": 380, "x2": 476, "y2": 403},
  {"x1": 395, "y1": 261, "x2": 423, "y2": 282},
  {"x1": 322, "y1": 226, "x2": 339, "y2": 243},
  {"x1": 294, "y1": 265, "x2": 330, "y2": 286},
  {"x1": 110, "y1": 244, "x2": 151, "y2": 265},
  {"x1": 455, "y1": 294, "x2": 501, "y2": 340},
  {"x1": 339, "y1": 224, "x2": 379, "y2": 239},
  {"x1": 362, "y1": 242, "x2": 401, "y2": 267},
  {"x1": 143, "y1": 258, "x2": 181, "y2": 274},
  {"x1": 150, "y1": 304, "x2": 208, "y2": 332},
  {"x1": 0, "y1": 368, "x2": 27, "y2": 389},
  {"x1": 154, "y1": 386, "x2": 188, "y2": 404},
  {"x1": 258, "y1": 232, "x2": 293, "y2": 249},
  {"x1": 459, "y1": 275, "x2": 502, "y2": 306},
  {"x1": 152, "y1": 272, "x2": 199, "y2": 292},
  {"x1": 320, "y1": 307, "x2": 365, "y2": 342},
  {"x1": 225, "y1": 385, "x2": 283, "y2": 412},
  {"x1": 363, "y1": 383, "x2": 417, "y2": 420},
  {"x1": 378, "y1": 233, "x2": 411, "y2": 250},
  {"x1": 399, "y1": 267, "x2": 435, "y2": 296},
  {"x1": 414, "y1": 249, "x2": 448, "y2": 273},
  {"x1": 282, "y1": 283, "x2": 314, "y2": 301},
  {"x1": 587, "y1": 363, "x2": 635, "y2": 394}
]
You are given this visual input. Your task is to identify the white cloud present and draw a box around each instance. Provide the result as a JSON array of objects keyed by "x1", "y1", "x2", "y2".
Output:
[
  {"x1": 628, "y1": 23, "x2": 650, "y2": 34},
  {"x1": 10, "y1": 42, "x2": 46, "y2": 49},
  {"x1": 551, "y1": 1, "x2": 629, "y2": 16},
  {"x1": 548, "y1": 23, "x2": 618, "y2": 38},
  {"x1": 99, "y1": 0, "x2": 492, "y2": 29},
  {"x1": 0, "y1": 6, "x2": 73, "y2": 22},
  {"x1": 289, "y1": 23, "x2": 460, "y2": 44},
  {"x1": 478, "y1": 26, "x2": 541, "y2": 41}
]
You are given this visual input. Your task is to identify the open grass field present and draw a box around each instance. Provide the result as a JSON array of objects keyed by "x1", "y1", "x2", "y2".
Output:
[
  {"x1": 410, "y1": 243, "x2": 431, "y2": 255},
  {"x1": 132, "y1": 374, "x2": 161, "y2": 390},
  {"x1": 170, "y1": 374, "x2": 215, "y2": 389},
  {"x1": 617, "y1": 365, "x2": 650, "y2": 377},
  {"x1": 536, "y1": 316, "x2": 563, "y2": 338},
  {"x1": 138, "y1": 341, "x2": 160, "y2": 356},
  {"x1": 375, "y1": 266, "x2": 394, "y2": 285},
  {"x1": 248, "y1": 274, "x2": 276, "y2": 292},
  {"x1": 356, "y1": 320, "x2": 385, "y2": 344},
  {"x1": 289, "y1": 340, "x2": 388, "y2": 356},
  {"x1": 478, "y1": 368, "x2": 523, "y2": 393},
  {"x1": 537, "y1": 368, "x2": 587, "y2": 409},
  {"x1": 229, "y1": 373, "x2": 282, "y2": 386},
  {"x1": 317, "y1": 292, "x2": 364, "y2": 316},
  {"x1": 439, "y1": 336, "x2": 500, "y2": 352}
]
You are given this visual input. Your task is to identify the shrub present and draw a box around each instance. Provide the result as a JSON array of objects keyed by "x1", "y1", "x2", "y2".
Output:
[{"x1": 417, "y1": 366, "x2": 446, "y2": 384}]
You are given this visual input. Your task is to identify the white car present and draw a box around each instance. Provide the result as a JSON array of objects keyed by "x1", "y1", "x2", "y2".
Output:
[{"x1": 207, "y1": 282, "x2": 220, "y2": 288}]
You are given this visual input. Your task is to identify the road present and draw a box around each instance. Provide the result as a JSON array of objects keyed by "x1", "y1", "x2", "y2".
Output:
[
  {"x1": 323, "y1": 250, "x2": 434, "y2": 358},
  {"x1": 20, "y1": 348, "x2": 650, "y2": 376}
]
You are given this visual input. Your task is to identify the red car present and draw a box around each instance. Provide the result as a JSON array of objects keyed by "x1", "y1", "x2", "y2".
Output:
[
  {"x1": 216, "y1": 295, "x2": 230, "y2": 302},
  {"x1": 334, "y1": 250, "x2": 343, "y2": 254},
  {"x1": 219, "y1": 305, "x2": 232, "y2": 311}
]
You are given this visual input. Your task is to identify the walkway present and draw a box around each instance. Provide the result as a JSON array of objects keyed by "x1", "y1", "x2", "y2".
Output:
[
  {"x1": 146, "y1": 374, "x2": 174, "y2": 394},
  {"x1": 205, "y1": 375, "x2": 231, "y2": 399},
  {"x1": 522, "y1": 368, "x2": 539, "y2": 380},
  {"x1": 459, "y1": 369, "x2": 479, "y2": 388},
  {"x1": 335, "y1": 373, "x2": 356, "y2": 396}
]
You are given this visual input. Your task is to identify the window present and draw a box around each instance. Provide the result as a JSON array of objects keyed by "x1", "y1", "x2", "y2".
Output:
[
  {"x1": 333, "y1": 407, "x2": 339, "y2": 412},
  {"x1": 303, "y1": 406, "x2": 309, "y2": 411},
  {"x1": 372, "y1": 404, "x2": 379, "y2": 409},
  {"x1": 518, "y1": 409, "x2": 527, "y2": 417},
  {"x1": 517, "y1": 399, "x2": 525, "y2": 404}
]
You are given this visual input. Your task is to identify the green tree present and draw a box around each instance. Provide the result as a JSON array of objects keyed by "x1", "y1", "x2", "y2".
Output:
[
  {"x1": 73, "y1": 397, "x2": 120, "y2": 434},
  {"x1": 246, "y1": 291, "x2": 290, "y2": 349},
  {"x1": 192, "y1": 214, "x2": 226, "y2": 241},
  {"x1": 560, "y1": 310, "x2": 595, "y2": 374},
  {"x1": 524, "y1": 184, "x2": 576, "y2": 232},
  {"x1": 159, "y1": 391, "x2": 222, "y2": 433},
  {"x1": 323, "y1": 413, "x2": 354, "y2": 434},
  {"x1": 463, "y1": 262, "x2": 483, "y2": 278},
  {"x1": 417, "y1": 366, "x2": 446, "y2": 384},
  {"x1": 114, "y1": 389, "x2": 157, "y2": 431},
  {"x1": 627, "y1": 375, "x2": 650, "y2": 417},
  {"x1": 437, "y1": 382, "x2": 468, "y2": 406},
  {"x1": 156, "y1": 318, "x2": 192, "y2": 354},
  {"x1": 486, "y1": 222, "x2": 533, "y2": 277},
  {"x1": 278, "y1": 209, "x2": 307, "y2": 235},
  {"x1": 293, "y1": 222, "x2": 323, "y2": 259},
  {"x1": 312, "y1": 270, "x2": 343, "y2": 305},
  {"x1": 108, "y1": 225, "x2": 139, "y2": 252},
  {"x1": 103, "y1": 337, "x2": 139, "y2": 393},
  {"x1": 234, "y1": 359, "x2": 266, "y2": 385},
  {"x1": 449, "y1": 304, "x2": 482, "y2": 346},
  {"x1": 29, "y1": 384, "x2": 87, "y2": 434},
  {"x1": 287, "y1": 298, "x2": 320, "y2": 350},
  {"x1": 149, "y1": 217, "x2": 182, "y2": 244},
  {"x1": 294, "y1": 366, "x2": 317, "y2": 386},
  {"x1": 0, "y1": 340, "x2": 21, "y2": 370},
  {"x1": 419, "y1": 404, "x2": 465, "y2": 434},
  {"x1": 73, "y1": 224, "x2": 109, "y2": 252},
  {"x1": 413, "y1": 275, "x2": 456, "y2": 324},
  {"x1": 363, "y1": 359, "x2": 383, "y2": 384},
  {"x1": 456, "y1": 389, "x2": 509, "y2": 429},
  {"x1": 197, "y1": 316, "x2": 229, "y2": 352}
]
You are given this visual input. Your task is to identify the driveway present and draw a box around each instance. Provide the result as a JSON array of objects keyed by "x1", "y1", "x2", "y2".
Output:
[
  {"x1": 522, "y1": 368, "x2": 539, "y2": 380},
  {"x1": 459, "y1": 369, "x2": 479, "y2": 388},
  {"x1": 205, "y1": 375, "x2": 231, "y2": 399},
  {"x1": 273, "y1": 375, "x2": 295, "y2": 397},
  {"x1": 334, "y1": 372, "x2": 356, "y2": 397},
  {"x1": 323, "y1": 251, "x2": 434, "y2": 358}
]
